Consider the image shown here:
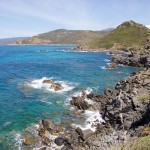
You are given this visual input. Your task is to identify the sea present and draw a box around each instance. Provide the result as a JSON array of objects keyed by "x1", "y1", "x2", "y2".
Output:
[{"x1": 0, "y1": 45, "x2": 141, "y2": 149}]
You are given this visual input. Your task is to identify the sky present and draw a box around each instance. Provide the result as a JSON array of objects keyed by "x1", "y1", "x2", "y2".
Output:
[{"x1": 0, "y1": 0, "x2": 150, "y2": 38}]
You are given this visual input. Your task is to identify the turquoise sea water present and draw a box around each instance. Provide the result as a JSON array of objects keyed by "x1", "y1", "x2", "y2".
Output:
[{"x1": 0, "y1": 45, "x2": 141, "y2": 149}]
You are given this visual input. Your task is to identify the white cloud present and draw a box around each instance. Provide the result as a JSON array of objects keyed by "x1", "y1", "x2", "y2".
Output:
[{"x1": 0, "y1": 0, "x2": 102, "y2": 30}]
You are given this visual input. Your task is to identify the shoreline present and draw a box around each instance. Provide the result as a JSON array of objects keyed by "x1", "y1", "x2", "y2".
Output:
[
  {"x1": 18, "y1": 48, "x2": 149, "y2": 149},
  {"x1": 21, "y1": 68, "x2": 149, "y2": 150}
]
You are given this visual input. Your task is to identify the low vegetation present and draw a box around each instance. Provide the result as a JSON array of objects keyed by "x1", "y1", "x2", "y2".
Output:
[
  {"x1": 16, "y1": 29, "x2": 112, "y2": 45},
  {"x1": 87, "y1": 21, "x2": 150, "y2": 50}
]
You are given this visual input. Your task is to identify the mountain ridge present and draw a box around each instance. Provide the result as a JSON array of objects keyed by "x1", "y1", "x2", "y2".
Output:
[
  {"x1": 16, "y1": 28, "x2": 113, "y2": 45},
  {"x1": 84, "y1": 20, "x2": 150, "y2": 50}
]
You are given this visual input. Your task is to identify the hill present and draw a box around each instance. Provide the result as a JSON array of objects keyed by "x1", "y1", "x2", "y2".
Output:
[
  {"x1": 85, "y1": 21, "x2": 150, "y2": 50},
  {"x1": 0, "y1": 37, "x2": 28, "y2": 45},
  {"x1": 16, "y1": 29, "x2": 113, "y2": 45}
]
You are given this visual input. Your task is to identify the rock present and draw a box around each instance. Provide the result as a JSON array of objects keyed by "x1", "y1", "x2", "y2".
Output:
[
  {"x1": 42, "y1": 80, "x2": 53, "y2": 84},
  {"x1": 82, "y1": 129, "x2": 95, "y2": 139},
  {"x1": 54, "y1": 137, "x2": 64, "y2": 146},
  {"x1": 87, "y1": 93, "x2": 94, "y2": 99},
  {"x1": 55, "y1": 124, "x2": 65, "y2": 133},
  {"x1": 104, "y1": 88, "x2": 113, "y2": 96},
  {"x1": 23, "y1": 136, "x2": 31, "y2": 145},
  {"x1": 50, "y1": 83, "x2": 63, "y2": 91},
  {"x1": 42, "y1": 136, "x2": 52, "y2": 145},
  {"x1": 42, "y1": 80, "x2": 64, "y2": 91},
  {"x1": 42, "y1": 119, "x2": 55, "y2": 132},
  {"x1": 38, "y1": 127, "x2": 46, "y2": 137},
  {"x1": 105, "y1": 63, "x2": 116, "y2": 69},
  {"x1": 70, "y1": 96, "x2": 90, "y2": 110}
]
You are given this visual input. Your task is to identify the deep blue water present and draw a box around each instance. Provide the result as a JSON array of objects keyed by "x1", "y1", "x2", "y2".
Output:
[{"x1": 0, "y1": 45, "x2": 141, "y2": 149}]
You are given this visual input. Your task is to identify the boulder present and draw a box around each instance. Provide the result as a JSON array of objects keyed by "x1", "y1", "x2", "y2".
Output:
[
  {"x1": 22, "y1": 136, "x2": 31, "y2": 145},
  {"x1": 42, "y1": 80, "x2": 53, "y2": 84},
  {"x1": 105, "y1": 63, "x2": 116, "y2": 69},
  {"x1": 82, "y1": 129, "x2": 95, "y2": 139},
  {"x1": 50, "y1": 83, "x2": 63, "y2": 91},
  {"x1": 70, "y1": 96, "x2": 90, "y2": 110},
  {"x1": 54, "y1": 137, "x2": 64, "y2": 146},
  {"x1": 42, "y1": 136, "x2": 52, "y2": 145},
  {"x1": 42, "y1": 119, "x2": 55, "y2": 132},
  {"x1": 104, "y1": 88, "x2": 113, "y2": 96}
]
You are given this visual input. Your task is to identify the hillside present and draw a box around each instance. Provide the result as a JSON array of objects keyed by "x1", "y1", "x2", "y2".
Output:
[
  {"x1": 86, "y1": 21, "x2": 150, "y2": 50},
  {"x1": 16, "y1": 29, "x2": 113, "y2": 45},
  {"x1": 0, "y1": 37, "x2": 28, "y2": 45}
]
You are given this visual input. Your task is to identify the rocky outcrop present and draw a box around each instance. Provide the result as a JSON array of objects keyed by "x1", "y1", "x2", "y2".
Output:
[
  {"x1": 105, "y1": 63, "x2": 117, "y2": 69},
  {"x1": 42, "y1": 79, "x2": 63, "y2": 91},
  {"x1": 70, "y1": 96, "x2": 90, "y2": 110},
  {"x1": 111, "y1": 51, "x2": 150, "y2": 68},
  {"x1": 24, "y1": 69, "x2": 149, "y2": 150},
  {"x1": 62, "y1": 69, "x2": 150, "y2": 150}
]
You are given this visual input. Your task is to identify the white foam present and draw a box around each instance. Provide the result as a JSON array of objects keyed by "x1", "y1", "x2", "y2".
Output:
[
  {"x1": 104, "y1": 59, "x2": 110, "y2": 62},
  {"x1": 100, "y1": 66, "x2": 106, "y2": 70},
  {"x1": 27, "y1": 77, "x2": 75, "y2": 93},
  {"x1": 73, "y1": 87, "x2": 93, "y2": 97},
  {"x1": 38, "y1": 99, "x2": 52, "y2": 105},
  {"x1": 75, "y1": 110, "x2": 105, "y2": 132},
  {"x1": 107, "y1": 63, "x2": 111, "y2": 65},
  {"x1": 28, "y1": 124, "x2": 63, "y2": 150},
  {"x1": 14, "y1": 133, "x2": 23, "y2": 150}
]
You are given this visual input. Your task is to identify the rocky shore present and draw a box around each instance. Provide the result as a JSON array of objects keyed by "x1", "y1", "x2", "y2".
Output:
[
  {"x1": 22, "y1": 68, "x2": 149, "y2": 150},
  {"x1": 21, "y1": 48, "x2": 150, "y2": 150},
  {"x1": 62, "y1": 68, "x2": 150, "y2": 150},
  {"x1": 110, "y1": 49, "x2": 150, "y2": 68}
]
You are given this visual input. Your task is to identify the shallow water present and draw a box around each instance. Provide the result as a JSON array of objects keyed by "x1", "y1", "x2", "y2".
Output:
[{"x1": 0, "y1": 45, "x2": 141, "y2": 149}]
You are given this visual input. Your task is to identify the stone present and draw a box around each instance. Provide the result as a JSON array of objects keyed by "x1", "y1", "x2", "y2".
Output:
[
  {"x1": 42, "y1": 119, "x2": 55, "y2": 132},
  {"x1": 82, "y1": 129, "x2": 95, "y2": 139},
  {"x1": 104, "y1": 88, "x2": 113, "y2": 96},
  {"x1": 23, "y1": 136, "x2": 31, "y2": 145},
  {"x1": 70, "y1": 96, "x2": 90, "y2": 110},
  {"x1": 105, "y1": 63, "x2": 116, "y2": 69},
  {"x1": 42, "y1": 136, "x2": 52, "y2": 145},
  {"x1": 50, "y1": 83, "x2": 63, "y2": 91},
  {"x1": 42, "y1": 80, "x2": 53, "y2": 84},
  {"x1": 54, "y1": 137, "x2": 65, "y2": 146}
]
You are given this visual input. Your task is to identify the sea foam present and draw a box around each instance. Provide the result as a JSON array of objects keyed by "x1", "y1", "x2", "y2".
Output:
[
  {"x1": 74, "y1": 110, "x2": 105, "y2": 132},
  {"x1": 28, "y1": 77, "x2": 75, "y2": 93}
]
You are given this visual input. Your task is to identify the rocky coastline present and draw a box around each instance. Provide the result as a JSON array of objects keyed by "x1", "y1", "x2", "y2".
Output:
[{"x1": 21, "y1": 48, "x2": 150, "y2": 150}]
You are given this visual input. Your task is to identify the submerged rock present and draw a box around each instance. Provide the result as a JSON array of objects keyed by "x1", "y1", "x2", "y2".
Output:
[{"x1": 105, "y1": 63, "x2": 117, "y2": 69}]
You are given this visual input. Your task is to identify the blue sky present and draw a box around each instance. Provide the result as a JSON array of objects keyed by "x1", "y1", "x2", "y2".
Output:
[{"x1": 0, "y1": 0, "x2": 150, "y2": 38}]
